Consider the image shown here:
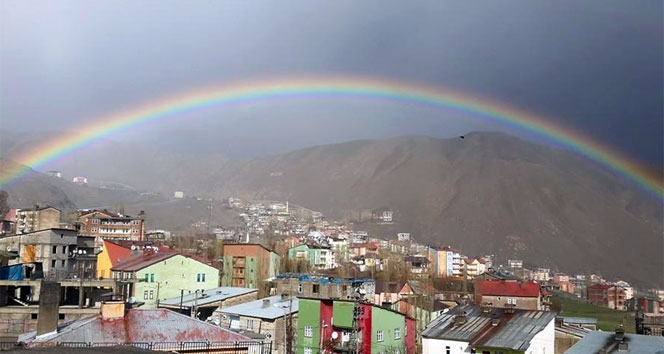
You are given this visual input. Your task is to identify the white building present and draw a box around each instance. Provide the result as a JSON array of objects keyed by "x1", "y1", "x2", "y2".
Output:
[
  {"x1": 508, "y1": 259, "x2": 523, "y2": 269},
  {"x1": 422, "y1": 305, "x2": 555, "y2": 354},
  {"x1": 174, "y1": 191, "x2": 184, "y2": 199},
  {"x1": 615, "y1": 280, "x2": 634, "y2": 300},
  {"x1": 397, "y1": 232, "x2": 410, "y2": 241}
]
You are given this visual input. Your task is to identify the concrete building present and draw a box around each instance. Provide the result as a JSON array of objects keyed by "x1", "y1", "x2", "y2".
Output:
[
  {"x1": 287, "y1": 244, "x2": 337, "y2": 270},
  {"x1": 273, "y1": 274, "x2": 375, "y2": 302},
  {"x1": 296, "y1": 297, "x2": 416, "y2": 354},
  {"x1": 111, "y1": 248, "x2": 220, "y2": 308},
  {"x1": 565, "y1": 329, "x2": 664, "y2": 354},
  {"x1": 422, "y1": 305, "x2": 555, "y2": 354},
  {"x1": 0, "y1": 228, "x2": 80, "y2": 280},
  {"x1": 587, "y1": 284, "x2": 626, "y2": 310},
  {"x1": 221, "y1": 244, "x2": 280, "y2": 288},
  {"x1": 159, "y1": 286, "x2": 257, "y2": 320},
  {"x1": 475, "y1": 279, "x2": 550, "y2": 311},
  {"x1": 77, "y1": 209, "x2": 145, "y2": 243},
  {"x1": 213, "y1": 294, "x2": 298, "y2": 354},
  {"x1": 15, "y1": 206, "x2": 61, "y2": 234},
  {"x1": 434, "y1": 246, "x2": 461, "y2": 278}
]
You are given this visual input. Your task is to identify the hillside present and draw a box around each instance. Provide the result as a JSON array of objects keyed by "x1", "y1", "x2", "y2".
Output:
[
  {"x1": 209, "y1": 133, "x2": 663, "y2": 287},
  {"x1": 2, "y1": 132, "x2": 662, "y2": 287}
]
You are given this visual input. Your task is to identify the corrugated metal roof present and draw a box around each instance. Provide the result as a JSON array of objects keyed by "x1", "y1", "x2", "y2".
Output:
[
  {"x1": 422, "y1": 305, "x2": 556, "y2": 351},
  {"x1": 160, "y1": 287, "x2": 257, "y2": 308},
  {"x1": 111, "y1": 250, "x2": 177, "y2": 271},
  {"x1": 565, "y1": 331, "x2": 664, "y2": 354},
  {"x1": 557, "y1": 316, "x2": 598, "y2": 325},
  {"x1": 215, "y1": 295, "x2": 298, "y2": 320},
  {"x1": 25, "y1": 309, "x2": 253, "y2": 344}
]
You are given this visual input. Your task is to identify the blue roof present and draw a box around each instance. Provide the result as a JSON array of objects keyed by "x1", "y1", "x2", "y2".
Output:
[
  {"x1": 159, "y1": 287, "x2": 257, "y2": 308},
  {"x1": 565, "y1": 331, "x2": 664, "y2": 354},
  {"x1": 215, "y1": 295, "x2": 299, "y2": 320},
  {"x1": 557, "y1": 316, "x2": 598, "y2": 325}
]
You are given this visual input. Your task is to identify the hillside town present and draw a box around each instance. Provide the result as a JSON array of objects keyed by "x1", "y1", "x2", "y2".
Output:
[{"x1": 0, "y1": 198, "x2": 661, "y2": 354}]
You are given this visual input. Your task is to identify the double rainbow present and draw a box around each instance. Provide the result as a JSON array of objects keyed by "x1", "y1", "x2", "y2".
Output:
[{"x1": 1, "y1": 76, "x2": 661, "y2": 198}]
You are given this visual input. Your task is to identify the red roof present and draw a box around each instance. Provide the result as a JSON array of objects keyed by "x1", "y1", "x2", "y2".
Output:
[
  {"x1": 478, "y1": 280, "x2": 541, "y2": 297},
  {"x1": 103, "y1": 240, "x2": 134, "y2": 266},
  {"x1": 111, "y1": 249, "x2": 178, "y2": 271},
  {"x1": 3, "y1": 209, "x2": 16, "y2": 222}
]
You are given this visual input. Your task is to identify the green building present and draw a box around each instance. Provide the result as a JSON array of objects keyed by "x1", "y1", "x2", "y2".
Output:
[
  {"x1": 221, "y1": 244, "x2": 280, "y2": 287},
  {"x1": 112, "y1": 249, "x2": 220, "y2": 307},
  {"x1": 296, "y1": 297, "x2": 415, "y2": 354},
  {"x1": 288, "y1": 244, "x2": 337, "y2": 269}
]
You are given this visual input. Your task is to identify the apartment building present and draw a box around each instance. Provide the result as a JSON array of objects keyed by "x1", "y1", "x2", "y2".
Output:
[{"x1": 15, "y1": 206, "x2": 61, "y2": 234}]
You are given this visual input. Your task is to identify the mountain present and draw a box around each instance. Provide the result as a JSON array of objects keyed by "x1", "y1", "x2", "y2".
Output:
[
  {"x1": 208, "y1": 133, "x2": 663, "y2": 287},
  {"x1": 2, "y1": 132, "x2": 662, "y2": 287}
]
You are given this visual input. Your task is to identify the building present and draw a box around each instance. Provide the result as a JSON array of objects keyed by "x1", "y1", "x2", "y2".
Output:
[
  {"x1": 507, "y1": 259, "x2": 523, "y2": 269},
  {"x1": 564, "y1": 329, "x2": 664, "y2": 354},
  {"x1": 221, "y1": 243, "x2": 280, "y2": 288},
  {"x1": 435, "y1": 246, "x2": 461, "y2": 278},
  {"x1": 96, "y1": 240, "x2": 169, "y2": 279},
  {"x1": 397, "y1": 233, "x2": 410, "y2": 242},
  {"x1": 159, "y1": 286, "x2": 257, "y2": 320},
  {"x1": 15, "y1": 206, "x2": 61, "y2": 234},
  {"x1": 19, "y1": 301, "x2": 260, "y2": 352},
  {"x1": 404, "y1": 255, "x2": 430, "y2": 275},
  {"x1": 0, "y1": 228, "x2": 80, "y2": 280},
  {"x1": 174, "y1": 191, "x2": 184, "y2": 199},
  {"x1": 273, "y1": 274, "x2": 375, "y2": 302},
  {"x1": 475, "y1": 279, "x2": 550, "y2": 311},
  {"x1": 111, "y1": 247, "x2": 220, "y2": 307},
  {"x1": 1, "y1": 209, "x2": 16, "y2": 235},
  {"x1": 587, "y1": 284, "x2": 626, "y2": 310},
  {"x1": 422, "y1": 305, "x2": 555, "y2": 354},
  {"x1": 71, "y1": 235, "x2": 97, "y2": 279},
  {"x1": 77, "y1": 209, "x2": 145, "y2": 243},
  {"x1": 634, "y1": 296, "x2": 664, "y2": 336},
  {"x1": 287, "y1": 244, "x2": 337, "y2": 270},
  {"x1": 72, "y1": 176, "x2": 88, "y2": 184},
  {"x1": 462, "y1": 258, "x2": 487, "y2": 278},
  {"x1": 553, "y1": 273, "x2": 576, "y2": 294},
  {"x1": 46, "y1": 170, "x2": 62, "y2": 178},
  {"x1": 615, "y1": 280, "x2": 634, "y2": 300},
  {"x1": 554, "y1": 317, "x2": 595, "y2": 354},
  {"x1": 213, "y1": 294, "x2": 298, "y2": 354},
  {"x1": 532, "y1": 268, "x2": 551, "y2": 282},
  {"x1": 296, "y1": 297, "x2": 416, "y2": 354}
]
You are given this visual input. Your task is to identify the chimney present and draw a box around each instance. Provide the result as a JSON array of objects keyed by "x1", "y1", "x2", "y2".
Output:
[
  {"x1": 280, "y1": 293, "x2": 290, "y2": 301},
  {"x1": 454, "y1": 312, "x2": 467, "y2": 326},
  {"x1": 101, "y1": 300, "x2": 126, "y2": 320},
  {"x1": 36, "y1": 281, "x2": 61, "y2": 337},
  {"x1": 262, "y1": 299, "x2": 271, "y2": 308}
]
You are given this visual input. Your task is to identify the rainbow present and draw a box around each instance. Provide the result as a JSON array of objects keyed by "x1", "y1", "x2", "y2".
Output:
[{"x1": 1, "y1": 75, "x2": 662, "y2": 198}]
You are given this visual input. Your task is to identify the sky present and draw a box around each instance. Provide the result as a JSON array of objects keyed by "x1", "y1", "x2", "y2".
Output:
[{"x1": 1, "y1": 0, "x2": 662, "y2": 164}]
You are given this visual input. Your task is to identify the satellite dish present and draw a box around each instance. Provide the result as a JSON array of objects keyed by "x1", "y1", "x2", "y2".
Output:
[
  {"x1": 331, "y1": 332, "x2": 339, "y2": 340},
  {"x1": 131, "y1": 245, "x2": 137, "y2": 251}
]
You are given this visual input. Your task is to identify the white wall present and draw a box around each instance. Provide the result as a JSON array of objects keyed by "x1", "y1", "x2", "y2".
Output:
[
  {"x1": 422, "y1": 338, "x2": 472, "y2": 354},
  {"x1": 525, "y1": 317, "x2": 555, "y2": 354}
]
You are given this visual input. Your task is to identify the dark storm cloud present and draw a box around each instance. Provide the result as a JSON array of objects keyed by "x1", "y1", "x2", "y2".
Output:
[{"x1": 1, "y1": 0, "x2": 661, "y2": 164}]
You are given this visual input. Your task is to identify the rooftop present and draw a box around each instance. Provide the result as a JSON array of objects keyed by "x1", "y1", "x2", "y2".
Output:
[
  {"x1": 215, "y1": 295, "x2": 299, "y2": 320},
  {"x1": 565, "y1": 331, "x2": 664, "y2": 354},
  {"x1": 274, "y1": 273, "x2": 374, "y2": 284},
  {"x1": 160, "y1": 287, "x2": 257, "y2": 308},
  {"x1": 20, "y1": 308, "x2": 253, "y2": 344},
  {"x1": 422, "y1": 305, "x2": 556, "y2": 351},
  {"x1": 478, "y1": 280, "x2": 541, "y2": 297}
]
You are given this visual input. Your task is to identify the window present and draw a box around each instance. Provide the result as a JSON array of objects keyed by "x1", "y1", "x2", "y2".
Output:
[
  {"x1": 377, "y1": 330, "x2": 384, "y2": 342},
  {"x1": 144, "y1": 291, "x2": 149, "y2": 300},
  {"x1": 149, "y1": 290, "x2": 154, "y2": 299},
  {"x1": 61, "y1": 260, "x2": 65, "y2": 267},
  {"x1": 58, "y1": 313, "x2": 65, "y2": 320},
  {"x1": 150, "y1": 274, "x2": 155, "y2": 282},
  {"x1": 31, "y1": 313, "x2": 38, "y2": 320},
  {"x1": 247, "y1": 319, "x2": 254, "y2": 330},
  {"x1": 304, "y1": 348, "x2": 312, "y2": 354},
  {"x1": 298, "y1": 283, "x2": 303, "y2": 293},
  {"x1": 313, "y1": 284, "x2": 320, "y2": 294},
  {"x1": 201, "y1": 273, "x2": 206, "y2": 282},
  {"x1": 304, "y1": 325, "x2": 313, "y2": 337},
  {"x1": 51, "y1": 260, "x2": 56, "y2": 268},
  {"x1": 62, "y1": 246, "x2": 66, "y2": 254},
  {"x1": 91, "y1": 227, "x2": 98, "y2": 232},
  {"x1": 145, "y1": 274, "x2": 149, "y2": 282},
  {"x1": 445, "y1": 346, "x2": 450, "y2": 354},
  {"x1": 197, "y1": 274, "x2": 201, "y2": 282},
  {"x1": 394, "y1": 328, "x2": 401, "y2": 339},
  {"x1": 52, "y1": 245, "x2": 57, "y2": 254},
  {"x1": 92, "y1": 219, "x2": 99, "y2": 224}
]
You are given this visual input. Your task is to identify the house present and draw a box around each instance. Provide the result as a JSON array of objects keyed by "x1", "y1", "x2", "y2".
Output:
[
  {"x1": 0, "y1": 228, "x2": 79, "y2": 280},
  {"x1": 587, "y1": 284, "x2": 626, "y2": 310},
  {"x1": 404, "y1": 255, "x2": 430, "y2": 275},
  {"x1": 475, "y1": 279, "x2": 550, "y2": 311},
  {"x1": 111, "y1": 247, "x2": 220, "y2": 307},
  {"x1": 273, "y1": 274, "x2": 375, "y2": 302},
  {"x1": 633, "y1": 296, "x2": 664, "y2": 336},
  {"x1": 552, "y1": 273, "x2": 576, "y2": 294},
  {"x1": 462, "y1": 258, "x2": 487, "y2": 278},
  {"x1": 287, "y1": 244, "x2": 336, "y2": 270},
  {"x1": 555, "y1": 317, "x2": 595, "y2": 354},
  {"x1": 96, "y1": 240, "x2": 168, "y2": 279},
  {"x1": 222, "y1": 243, "x2": 280, "y2": 288},
  {"x1": 15, "y1": 206, "x2": 61, "y2": 234},
  {"x1": 159, "y1": 286, "x2": 257, "y2": 320},
  {"x1": 296, "y1": 297, "x2": 416, "y2": 354},
  {"x1": 397, "y1": 232, "x2": 410, "y2": 242},
  {"x1": 213, "y1": 294, "x2": 298, "y2": 354},
  {"x1": 615, "y1": 280, "x2": 634, "y2": 300},
  {"x1": 432, "y1": 246, "x2": 462, "y2": 278},
  {"x1": 77, "y1": 209, "x2": 145, "y2": 243},
  {"x1": 19, "y1": 301, "x2": 259, "y2": 352},
  {"x1": 564, "y1": 328, "x2": 664, "y2": 354},
  {"x1": 422, "y1": 305, "x2": 556, "y2": 354}
]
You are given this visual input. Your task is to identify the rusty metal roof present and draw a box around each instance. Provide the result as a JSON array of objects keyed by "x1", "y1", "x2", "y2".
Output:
[
  {"x1": 422, "y1": 305, "x2": 556, "y2": 351},
  {"x1": 23, "y1": 309, "x2": 254, "y2": 344}
]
